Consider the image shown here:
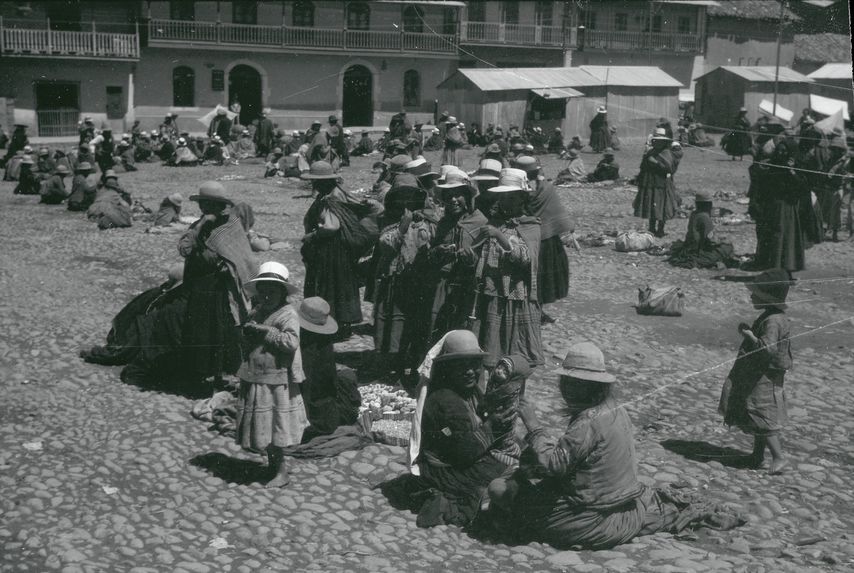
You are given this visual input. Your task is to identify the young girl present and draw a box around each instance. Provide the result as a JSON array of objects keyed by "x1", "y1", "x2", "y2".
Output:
[
  {"x1": 236, "y1": 261, "x2": 308, "y2": 487},
  {"x1": 721, "y1": 268, "x2": 793, "y2": 475}
]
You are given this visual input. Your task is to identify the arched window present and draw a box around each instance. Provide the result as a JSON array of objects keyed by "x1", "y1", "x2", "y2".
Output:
[
  {"x1": 172, "y1": 66, "x2": 195, "y2": 107},
  {"x1": 347, "y1": 2, "x2": 370, "y2": 30},
  {"x1": 403, "y1": 69, "x2": 420, "y2": 108},
  {"x1": 292, "y1": 0, "x2": 314, "y2": 27},
  {"x1": 403, "y1": 6, "x2": 424, "y2": 33}
]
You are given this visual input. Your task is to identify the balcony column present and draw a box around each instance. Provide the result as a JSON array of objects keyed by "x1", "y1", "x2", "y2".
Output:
[
  {"x1": 498, "y1": 22, "x2": 505, "y2": 43},
  {"x1": 46, "y1": 18, "x2": 52, "y2": 53},
  {"x1": 92, "y1": 21, "x2": 97, "y2": 55}
]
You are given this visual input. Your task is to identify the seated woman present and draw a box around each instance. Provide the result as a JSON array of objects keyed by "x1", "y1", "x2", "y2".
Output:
[
  {"x1": 381, "y1": 330, "x2": 515, "y2": 528},
  {"x1": 668, "y1": 191, "x2": 736, "y2": 269},
  {"x1": 587, "y1": 152, "x2": 620, "y2": 182},
  {"x1": 87, "y1": 170, "x2": 132, "y2": 229},
  {"x1": 167, "y1": 138, "x2": 199, "y2": 167},
  {"x1": 485, "y1": 342, "x2": 745, "y2": 549},
  {"x1": 153, "y1": 193, "x2": 184, "y2": 227},
  {"x1": 554, "y1": 150, "x2": 587, "y2": 184},
  {"x1": 13, "y1": 155, "x2": 39, "y2": 195}
]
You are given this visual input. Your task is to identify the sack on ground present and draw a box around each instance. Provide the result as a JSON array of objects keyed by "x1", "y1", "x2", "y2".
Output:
[
  {"x1": 635, "y1": 285, "x2": 685, "y2": 317},
  {"x1": 616, "y1": 231, "x2": 655, "y2": 252}
]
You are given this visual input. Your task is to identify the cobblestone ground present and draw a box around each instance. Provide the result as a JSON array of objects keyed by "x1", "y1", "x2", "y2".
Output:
[{"x1": 1, "y1": 143, "x2": 853, "y2": 573}]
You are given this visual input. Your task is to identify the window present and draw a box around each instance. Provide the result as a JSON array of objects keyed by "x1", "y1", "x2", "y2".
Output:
[
  {"x1": 467, "y1": 2, "x2": 485, "y2": 22},
  {"x1": 502, "y1": 1, "x2": 519, "y2": 25},
  {"x1": 170, "y1": 1, "x2": 194, "y2": 21},
  {"x1": 232, "y1": 1, "x2": 257, "y2": 25},
  {"x1": 645, "y1": 14, "x2": 662, "y2": 32},
  {"x1": 578, "y1": 9, "x2": 596, "y2": 30},
  {"x1": 535, "y1": 1, "x2": 552, "y2": 26},
  {"x1": 677, "y1": 16, "x2": 692, "y2": 34},
  {"x1": 442, "y1": 8, "x2": 457, "y2": 35},
  {"x1": 530, "y1": 96, "x2": 565, "y2": 121},
  {"x1": 292, "y1": 1, "x2": 314, "y2": 27},
  {"x1": 615, "y1": 13, "x2": 628, "y2": 31},
  {"x1": 172, "y1": 66, "x2": 195, "y2": 107},
  {"x1": 347, "y1": 3, "x2": 370, "y2": 30},
  {"x1": 403, "y1": 70, "x2": 420, "y2": 108},
  {"x1": 403, "y1": 6, "x2": 424, "y2": 33}
]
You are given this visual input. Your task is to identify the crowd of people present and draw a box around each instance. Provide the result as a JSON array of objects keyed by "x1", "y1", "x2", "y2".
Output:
[{"x1": 4, "y1": 100, "x2": 851, "y2": 552}]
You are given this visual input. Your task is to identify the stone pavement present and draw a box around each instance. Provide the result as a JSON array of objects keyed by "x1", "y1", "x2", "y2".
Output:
[{"x1": 1, "y1": 144, "x2": 853, "y2": 572}]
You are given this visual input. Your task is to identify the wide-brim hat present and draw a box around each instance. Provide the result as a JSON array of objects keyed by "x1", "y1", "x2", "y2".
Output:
[
  {"x1": 75, "y1": 161, "x2": 93, "y2": 172},
  {"x1": 597, "y1": 106, "x2": 607, "y2": 114},
  {"x1": 38, "y1": 147, "x2": 49, "y2": 156},
  {"x1": 298, "y1": 296, "x2": 338, "y2": 334},
  {"x1": 216, "y1": 108, "x2": 227, "y2": 115},
  {"x1": 385, "y1": 173, "x2": 426, "y2": 206},
  {"x1": 554, "y1": 342, "x2": 616, "y2": 383},
  {"x1": 166, "y1": 192, "x2": 184, "y2": 207},
  {"x1": 388, "y1": 154, "x2": 412, "y2": 173},
  {"x1": 485, "y1": 143, "x2": 502, "y2": 154},
  {"x1": 746, "y1": 269, "x2": 790, "y2": 309},
  {"x1": 433, "y1": 330, "x2": 488, "y2": 365},
  {"x1": 695, "y1": 190, "x2": 713, "y2": 203},
  {"x1": 651, "y1": 127, "x2": 670, "y2": 141},
  {"x1": 328, "y1": 115, "x2": 338, "y2": 123},
  {"x1": 301, "y1": 161, "x2": 339, "y2": 180},
  {"x1": 55, "y1": 165, "x2": 70, "y2": 175},
  {"x1": 189, "y1": 180, "x2": 233, "y2": 204},
  {"x1": 405, "y1": 157, "x2": 439, "y2": 178},
  {"x1": 436, "y1": 168, "x2": 471, "y2": 189},
  {"x1": 514, "y1": 155, "x2": 538, "y2": 172},
  {"x1": 244, "y1": 261, "x2": 299, "y2": 296},
  {"x1": 471, "y1": 158, "x2": 503, "y2": 181},
  {"x1": 487, "y1": 168, "x2": 529, "y2": 193},
  {"x1": 20, "y1": 155, "x2": 34, "y2": 165}
]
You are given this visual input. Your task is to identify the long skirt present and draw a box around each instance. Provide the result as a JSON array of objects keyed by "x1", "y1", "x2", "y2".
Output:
[
  {"x1": 303, "y1": 237, "x2": 363, "y2": 324},
  {"x1": 183, "y1": 273, "x2": 242, "y2": 378},
  {"x1": 236, "y1": 381, "x2": 308, "y2": 451},
  {"x1": 590, "y1": 128, "x2": 611, "y2": 153},
  {"x1": 428, "y1": 276, "x2": 476, "y2": 345},
  {"x1": 374, "y1": 275, "x2": 432, "y2": 364},
  {"x1": 537, "y1": 235, "x2": 569, "y2": 304},
  {"x1": 816, "y1": 186, "x2": 842, "y2": 232},
  {"x1": 761, "y1": 199, "x2": 806, "y2": 272},
  {"x1": 440, "y1": 147, "x2": 460, "y2": 167},
  {"x1": 471, "y1": 295, "x2": 544, "y2": 368},
  {"x1": 633, "y1": 183, "x2": 678, "y2": 222},
  {"x1": 668, "y1": 241, "x2": 735, "y2": 269}
]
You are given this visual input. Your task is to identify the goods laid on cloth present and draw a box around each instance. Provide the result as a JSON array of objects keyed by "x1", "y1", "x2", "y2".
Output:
[
  {"x1": 615, "y1": 231, "x2": 655, "y2": 252},
  {"x1": 635, "y1": 285, "x2": 685, "y2": 317},
  {"x1": 191, "y1": 391, "x2": 239, "y2": 437},
  {"x1": 359, "y1": 383, "x2": 417, "y2": 446}
]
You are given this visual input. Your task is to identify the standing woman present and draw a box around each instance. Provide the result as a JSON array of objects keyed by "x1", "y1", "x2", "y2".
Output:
[
  {"x1": 515, "y1": 157, "x2": 573, "y2": 324},
  {"x1": 589, "y1": 106, "x2": 611, "y2": 153},
  {"x1": 372, "y1": 174, "x2": 436, "y2": 383},
  {"x1": 762, "y1": 139, "x2": 807, "y2": 272},
  {"x1": 427, "y1": 171, "x2": 488, "y2": 343},
  {"x1": 301, "y1": 161, "x2": 379, "y2": 339},
  {"x1": 633, "y1": 128, "x2": 678, "y2": 238},
  {"x1": 473, "y1": 168, "x2": 544, "y2": 369},
  {"x1": 178, "y1": 182, "x2": 257, "y2": 382},
  {"x1": 724, "y1": 107, "x2": 753, "y2": 160},
  {"x1": 441, "y1": 117, "x2": 464, "y2": 167}
]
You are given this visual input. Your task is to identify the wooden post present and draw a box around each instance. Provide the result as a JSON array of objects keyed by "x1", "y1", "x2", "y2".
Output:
[
  {"x1": 772, "y1": 0, "x2": 786, "y2": 116},
  {"x1": 46, "y1": 17, "x2": 52, "y2": 54},
  {"x1": 92, "y1": 20, "x2": 97, "y2": 55}
]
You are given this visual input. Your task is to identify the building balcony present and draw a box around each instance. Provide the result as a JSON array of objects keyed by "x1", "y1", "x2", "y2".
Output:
[
  {"x1": 0, "y1": 18, "x2": 139, "y2": 60},
  {"x1": 459, "y1": 21, "x2": 571, "y2": 48},
  {"x1": 581, "y1": 29, "x2": 702, "y2": 54},
  {"x1": 147, "y1": 18, "x2": 456, "y2": 55}
]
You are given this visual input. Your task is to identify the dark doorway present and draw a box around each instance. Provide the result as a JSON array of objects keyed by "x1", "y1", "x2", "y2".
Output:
[
  {"x1": 228, "y1": 64, "x2": 262, "y2": 126},
  {"x1": 342, "y1": 65, "x2": 373, "y2": 127},
  {"x1": 35, "y1": 81, "x2": 80, "y2": 137}
]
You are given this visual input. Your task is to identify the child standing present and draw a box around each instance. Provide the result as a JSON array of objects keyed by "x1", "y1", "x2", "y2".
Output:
[
  {"x1": 236, "y1": 261, "x2": 308, "y2": 487},
  {"x1": 720, "y1": 268, "x2": 793, "y2": 475}
]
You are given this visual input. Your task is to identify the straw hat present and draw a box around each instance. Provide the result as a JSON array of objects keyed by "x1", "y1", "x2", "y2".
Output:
[
  {"x1": 388, "y1": 154, "x2": 412, "y2": 173},
  {"x1": 55, "y1": 164, "x2": 70, "y2": 176},
  {"x1": 487, "y1": 168, "x2": 529, "y2": 193},
  {"x1": 23, "y1": 145, "x2": 33, "y2": 153},
  {"x1": 446, "y1": 116, "x2": 457, "y2": 124},
  {"x1": 695, "y1": 190, "x2": 713, "y2": 203},
  {"x1": 436, "y1": 168, "x2": 471, "y2": 189},
  {"x1": 301, "y1": 161, "x2": 339, "y2": 180},
  {"x1": 514, "y1": 156, "x2": 538, "y2": 172},
  {"x1": 166, "y1": 192, "x2": 184, "y2": 207},
  {"x1": 485, "y1": 143, "x2": 502, "y2": 154},
  {"x1": 20, "y1": 155, "x2": 34, "y2": 165},
  {"x1": 38, "y1": 147, "x2": 49, "y2": 156},
  {"x1": 651, "y1": 127, "x2": 670, "y2": 141},
  {"x1": 244, "y1": 261, "x2": 299, "y2": 296},
  {"x1": 75, "y1": 161, "x2": 93, "y2": 172},
  {"x1": 216, "y1": 108, "x2": 227, "y2": 116},
  {"x1": 432, "y1": 330, "x2": 487, "y2": 365},
  {"x1": 385, "y1": 173, "x2": 426, "y2": 207},
  {"x1": 405, "y1": 157, "x2": 439, "y2": 178},
  {"x1": 190, "y1": 180, "x2": 233, "y2": 204},
  {"x1": 554, "y1": 342, "x2": 616, "y2": 383},
  {"x1": 597, "y1": 106, "x2": 607, "y2": 114},
  {"x1": 746, "y1": 269, "x2": 790, "y2": 309},
  {"x1": 510, "y1": 142, "x2": 526, "y2": 152},
  {"x1": 470, "y1": 158, "x2": 503, "y2": 181},
  {"x1": 298, "y1": 297, "x2": 339, "y2": 334}
]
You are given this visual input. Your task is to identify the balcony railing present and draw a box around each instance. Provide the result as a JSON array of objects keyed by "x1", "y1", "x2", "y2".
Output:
[
  {"x1": 582, "y1": 29, "x2": 701, "y2": 53},
  {"x1": 148, "y1": 18, "x2": 456, "y2": 54},
  {"x1": 460, "y1": 21, "x2": 568, "y2": 48},
  {"x1": 0, "y1": 18, "x2": 139, "y2": 59}
]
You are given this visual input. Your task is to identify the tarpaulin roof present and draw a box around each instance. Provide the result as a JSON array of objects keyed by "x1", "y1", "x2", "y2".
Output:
[
  {"x1": 807, "y1": 63, "x2": 853, "y2": 79},
  {"x1": 815, "y1": 108, "x2": 846, "y2": 135},
  {"x1": 696, "y1": 66, "x2": 813, "y2": 83},
  {"x1": 759, "y1": 99, "x2": 794, "y2": 122},
  {"x1": 530, "y1": 87, "x2": 584, "y2": 99},
  {"x1": 579, "y1": 66, "x2": 684, "y2": 88},
  {"x1": 810, "y1": 94, "x2": 850, "y2": 120}
]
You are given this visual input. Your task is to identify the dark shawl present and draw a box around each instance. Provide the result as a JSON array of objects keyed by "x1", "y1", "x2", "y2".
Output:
[{"x1": 528, "y1": 179, "x2": 572, "y2": 240}]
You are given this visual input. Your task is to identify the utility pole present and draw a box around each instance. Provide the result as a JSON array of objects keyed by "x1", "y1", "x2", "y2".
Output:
[
  {"x1": 647, "y1": 1, "x2": 654, "y2": 65},
  {"x1": 772, "y1": 0, "x2": 786, "y2": 116}
]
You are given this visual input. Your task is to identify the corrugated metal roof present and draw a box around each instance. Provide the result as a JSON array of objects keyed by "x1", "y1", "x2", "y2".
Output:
[
  {"x1": 696, "y1": 66, "x2": 813, "y2": 83},
  {"x1": 579, "y1": 66, "x2": 684, "y2": 88},
  {"x1": 530, "y1": 87, "x2": 584, "y2": 99},
  {"x1": 443, "y1": 68, "x2": 600, "y2": 91},
  {"x1": 807, "y1": 63, "x2": 853, "y2": 79}
]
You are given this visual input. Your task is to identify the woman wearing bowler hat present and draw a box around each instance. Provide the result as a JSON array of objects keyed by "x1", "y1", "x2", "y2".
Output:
[
  {"x1": 633, "y1": 128, "x2": 678, "y2": 238},
  {"x1": 177, "y1": 181, "x2": 257, "y2": 382},
  {"x1": 485, "y1": 342, "x2": 745, "y2": 548},
  {"x1": 589, "y1": 106, "x2": 611, "y2": 152}
]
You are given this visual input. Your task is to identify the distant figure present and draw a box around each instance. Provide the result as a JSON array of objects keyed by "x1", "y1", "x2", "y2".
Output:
[
  {"x1": 441, "y1": 117, "x2": 464, "y2": 167},
  {"x1": 589, "y1": 106, "x2": 611, "y2": 152},
  {"x1": 208, "y1": 108, "x2": 233, "y2": 142},
  {"x1": 587, "y1": 152, "x2": 620, "y2": 182},
  {"x1": 723, "y1": 107, "x2": 753, "y2": 160},
  {"x1": 255, "y1": 109, "x2": 275, "y2": 157},
  {"x1": 555, "y1": 149, "x2": 587, "y2": 183},
  {"x1": 351, "y1": 131, "x2": 375, "y2": 157}
]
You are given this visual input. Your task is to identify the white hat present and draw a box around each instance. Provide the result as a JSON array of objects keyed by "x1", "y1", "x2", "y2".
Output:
[
  {"x1": 651, "y1": 128, "x2": 670, "y2": 141},
  {"x1": 344, "y1": 129, "x2": 352, "y2": 136},
  {"x1": 487, "y1": 168, "x2": 530, "y2": 193},
  {"x1": 459, "y1": 122, "x2": 465, "y2": 128},
  {"x1": 244, "y1": 261, "x2": 299, "y2": 296},
  {"x1": 597, "y1": 106, "x2": 607, "y2": 114},
  {"x1": 291, "y1": 130, "x2": 300, "y2": 136},
  {"x1": 384, "y1": 127, "x2": 391, "y2": 133},
  {"x1": 432, "y1": 128, "x2": 440, "y2": 134},
  {"x1": 447, "y1": 116, "x2": 457, "y2": 123},
  {"x1": 177, "y1": 137, "x2": 187, "y2": 145}
]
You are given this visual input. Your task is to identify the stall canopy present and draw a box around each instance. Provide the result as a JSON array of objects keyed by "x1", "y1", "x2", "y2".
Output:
[
  {"x1": 759, "y1": 99, "x2": 794, "y2": 122},
  {"x1": 810, "y1": 93, "x2": 850, "y2": 120},
  {"x1": 815, "y1": 108, "x2": 846, "y2": 135}
]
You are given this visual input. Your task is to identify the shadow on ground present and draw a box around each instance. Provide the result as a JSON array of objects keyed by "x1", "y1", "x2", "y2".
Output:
[
  {"x1": 661, "y1": 438, "x2": 754, "y2": 469},
  {"x1": 190, "y1": 452, "x2": 269, "y2": 485}
]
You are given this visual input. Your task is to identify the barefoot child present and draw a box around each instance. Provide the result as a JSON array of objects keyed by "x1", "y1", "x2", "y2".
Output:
[
  {"x1": 720, "y1": 269, "x2": 793, "y2": 475},
  {"x1": 236, "y1": 262, "x2": 309, "y2": 487}
]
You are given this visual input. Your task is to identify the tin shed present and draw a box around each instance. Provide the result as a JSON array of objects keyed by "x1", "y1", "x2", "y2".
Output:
[{"x1": 807, "y1": 63, "x2": 854, "y2": 113}]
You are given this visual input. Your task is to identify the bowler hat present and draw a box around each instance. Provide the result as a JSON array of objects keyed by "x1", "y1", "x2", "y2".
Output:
[
  {"x1": 328, "y1": 115, "x2": 338, "y2": 123},
  {"x1": 471, "y1": 158, "x2": 503, "y2": 181},
  {"x1": 695, "y1": 190, "x2": 713, "y2": 203},
  {"x1": 554, "y1": 342, "x2": 616, "y2": 383},
  {"x1": 488, "y1": 168, "x2": 529, "y2": 193},
  {"x1": 103, "y1": 169, "x2": 117, "y2": 179},
  {"x1": 433, "y1": 330, "x2": 488, "y2": 365},
  {"x1": 301, "y1": 161, "x2": 339, "y2": 180},
  {"x1": 244, "y1": 261, "x2": 299, "y2": 296},
  {"x1": 746, "y1": 269, "x2": 790, "y2": 309},
  {"x1": 75, "y1": 161, "x2": 93, "y2": 172},
  {"x1": 190, "y1": 180, "x2": 233, "y2": 204},
  {"x1": 388, "y1": 154, "x2": 412, "y2": 173},
  {"x1": 436, "y1": 168, "x2": 471, "y2": 189},
  {"x1": 55, "y1": 164, "x2": 70, "y2": 175},
  {"x1": 405, "y1": 157, "x2": 439, "y2": 178},
  {"x1": 298, "y1": 296, "x2": 338, "y2": 334},
  {"x1": 514, "y1": 156, "x2": 538, "y2": 172},
  {"x1": 385, "y1": 173, "x2": 426, "y2": 207}
]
